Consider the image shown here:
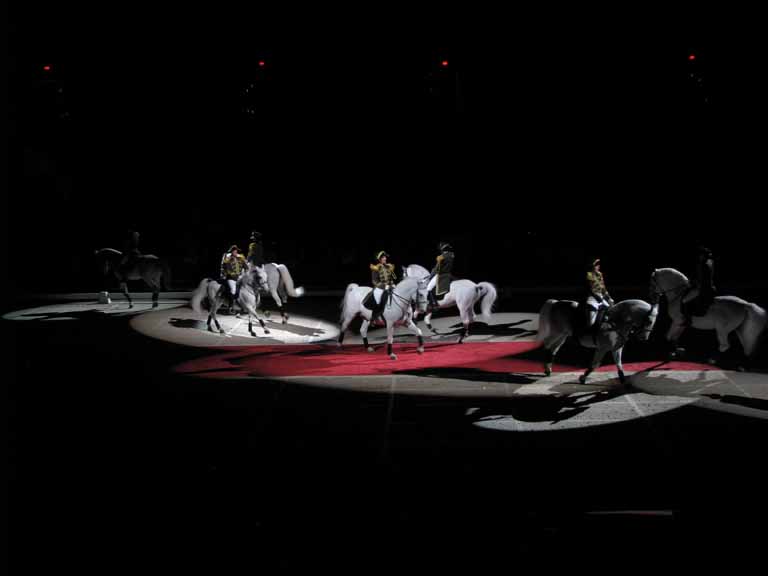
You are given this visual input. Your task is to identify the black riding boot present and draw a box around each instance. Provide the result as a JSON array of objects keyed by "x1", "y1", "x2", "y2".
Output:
[{"x1": 428, "y1": 289, "x2": 440, "y2": 310}]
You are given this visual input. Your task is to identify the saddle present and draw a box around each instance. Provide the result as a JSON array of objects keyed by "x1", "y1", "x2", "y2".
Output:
[
  {"x1": 363, "y1": 288, "x2": 390, "y2": 311},
  {"x1": 578, "y1": 304, "x2": 614, "y2": 344},
  {"x1": 682, "y1": 286, "x2": 715, "y2": 317}
]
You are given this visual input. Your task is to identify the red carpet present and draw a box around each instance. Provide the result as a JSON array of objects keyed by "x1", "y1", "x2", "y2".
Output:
[{"x1": 174, "y1": 342, "x2": 718, "y2": 380}]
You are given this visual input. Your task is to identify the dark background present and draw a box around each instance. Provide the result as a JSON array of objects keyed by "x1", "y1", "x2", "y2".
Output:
[
  {"x1": 8, "y1": 4, "x2": 768, "y2": 298},
  {"x1": 7, "y1": 5, "x2": 768, "y2": 571}
]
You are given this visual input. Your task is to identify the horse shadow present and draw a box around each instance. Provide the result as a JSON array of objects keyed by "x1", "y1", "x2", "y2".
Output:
[
  {"x1": 15, "y1": 306, "x2": 145, "y2": 322},
  {"x1": 393, "y1": 365, "x2": 539, "y2": 384},
  {"x1": 702, "y1": 394, "x2": 768, "y2": 413},
  {"x1": 466, "y1": 387, "x2": 628, "y2": 424},
  {"x1": 169, "y1": 318, "x2": 209, "y2": 330},
  {"x1": 432, "y1": 319, "x2": 538, "y2": 339}
]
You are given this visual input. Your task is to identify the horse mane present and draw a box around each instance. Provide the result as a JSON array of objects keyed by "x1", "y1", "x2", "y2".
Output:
[
  {"x1": 95, "y1": 247, "x2": 123, "y2": 261},
  {"x1": 405, "y1": 264, "x2": 430, "y2": 278},
  {"x1": 655, "y1": 267, "x2": 689, "y2": 284}
]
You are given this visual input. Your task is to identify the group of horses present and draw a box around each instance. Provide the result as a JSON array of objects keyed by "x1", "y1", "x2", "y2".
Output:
[{"x1": 97, "y1": 247, "x2": 766, "y2": 380}]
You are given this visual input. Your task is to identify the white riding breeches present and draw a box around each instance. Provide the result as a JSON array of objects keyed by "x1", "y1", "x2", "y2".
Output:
[
  {"x1": 586, "y1": 295, "x2": 609, "y2": 326},
  {"x1": 373, "y1": 287, "x2": 383, "y2": 304},
  {"x1": 427, "y1": 275, "x2": 437, "y2": 292},
  {"x1": 227, "y1": 279, "x2": 237, "y2": 296}
]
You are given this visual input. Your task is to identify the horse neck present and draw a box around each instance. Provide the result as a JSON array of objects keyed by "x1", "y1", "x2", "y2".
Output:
[
  {"x1": 658, "y1": 269, "x2": 689, "y2": 301},
  {"x1": 394, "y1": 278, "x2": 418, "y2": 299},
  {"x1": 409, "y1": 265, "x2": 429, "y2": 278}
]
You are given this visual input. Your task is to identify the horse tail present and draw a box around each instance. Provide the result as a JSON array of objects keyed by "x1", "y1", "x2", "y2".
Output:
[
  {"x1": 741, "y1": 302, "x2": 768, "y2": 357},
  {"x1": 476, "y1": 282, "x2": 498, "y2": 323},
  {"x1": 190, "y1": 278, "x2": 211, "y2": 314},
  {"x1": 340, "y1": 283, "x2": 359, "y2": 324},
  {"x1": 276, "y1": 264, "x2": 305, "y2": 297},
  {"x1": 537, "y1": 299, "x2": 558, "y2": 341}
]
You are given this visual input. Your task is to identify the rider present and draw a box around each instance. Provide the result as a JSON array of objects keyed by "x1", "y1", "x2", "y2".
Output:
[
  {"x1": 247, "y1": 231, "x2": 265, "y2": 267},
  {"x1": 585, "y1": 257, "x2": 614, "y2": 329},
  {"x1": 220, "y1": 244, "x2": 247, "y2": 313},
  {"x1": 682, "y1": 245, "x2": 716, "y2": 326},
  {"x1": 370, "y1": 250, "x2": 397, "y2": 324},
  {"x1": 120, "y1": 229, "x2": 141, "y2": 270},
  {"x1": 427, "y1": 241, "x2": 454, "y2": 311}
]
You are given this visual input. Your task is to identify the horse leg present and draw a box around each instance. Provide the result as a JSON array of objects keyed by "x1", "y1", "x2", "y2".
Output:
[
  {"x1": 338, "y1": 312, "x2": 355, "y2": 347},
  {"x1": 246, "y1": 304, "x2": 269, "y2": 336},
  {"x1": 425, "y1": 311, "x2": 437, "y2": 333},
  {"x1": 734, "y1": 328, "x2": 750, "y2": 372},
  {"x1": 710, "y1": 324, "x2": 732, "y2": 365},
  {"x1": 152, "y1": 290, "x2": 159, "y2": 308},
  {"x1": 457, "y1": 307, "x2": 470, "y2": 344},
  {"x1": 361, "y1": 318, "x2": 375, "y2": 353},
  {"x1": 209, "y1": 300, "x2": 224, "y2": 334},
  {"x1": 666, "y1": 322, "x2": 687, "y2": 359},
  {"x1": 270, "y1": 288, "x2": 287, "y2": 323},
  {"x1": 580, "y1": 346, "x2": 608, "y2": 384},
  {"x1": 612, "y1": 346, "x2": 626, "y2": 385},
  {"x1": 386, "y1": 321, "x2": 397, "y2": 360},
  {"x1": 207, "y1": 311, "x2": 223, "y2": 334},
  {"x1": 543, "y1": 333, "x2": 569, "y2": 376},
  {"x1": 120, "y1": 281, "x2": 133, "y2": 308},
  {"x1": 405, "y1": 318, "x2": 425, "y2": 354}
]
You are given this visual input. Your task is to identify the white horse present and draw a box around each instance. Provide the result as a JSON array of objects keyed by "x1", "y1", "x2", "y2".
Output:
[
  {"x1": 95, "y1": 247, "x2": 172, "y2": 308},
  {"x1": 403, "y1": 264, "x2": 498, "y2": 343},
  {"x1": 338, "y1": 276, "x2": 429, "y2": 359},
  {"x1": 649, "y1": 267, "x2": 767, "y2": 366},
  {"x1": 259, "y1": 262, "x2": 305, "y2": 324},
  {"x1": 537, "y1": 298, "x2": 659, "y2": 385},
  {"x1": 190, "y1": 264, "x2": 271, "y2": 336}
]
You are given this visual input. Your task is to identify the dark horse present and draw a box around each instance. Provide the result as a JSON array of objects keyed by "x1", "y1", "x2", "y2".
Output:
[{"x1": 95, "y1": 248, "x2": 171, "y2": 308}]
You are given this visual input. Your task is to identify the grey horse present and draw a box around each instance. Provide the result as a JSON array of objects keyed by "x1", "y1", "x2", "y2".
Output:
[
  {"x1": 95, "y1": 247, "x2": 171, "y2": 308},
  {"x1": 537, "y1": 298, "x2": 659, "y2": 384}
]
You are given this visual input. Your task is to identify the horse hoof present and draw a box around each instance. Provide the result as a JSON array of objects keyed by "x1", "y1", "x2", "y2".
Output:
[
  {"x1": 336, "y1": 342, "x2": 343, "y2": 348},
  {"x1": 578, "y1": 376, "x2": 587, "y2": 384},
  {"x1": 618, "y1": 373, "x2": 626, "y2": 385},
  {"x1": 736, "y1": 365, "x2": 746, "y2": 373},
  {"x1": 282, "y1": 317, "x2": 288, "y2": 324},
  {"x1": 219, "y1": 329, "x2": 226, "y2": 334},
  {"x1": 264, "y1": 329, "x2": 271, "y2": 335},
  {"x1": 367, "y1": 347, "x2": 375, "y2": 353},
  {"x1": 707, "y1": 357, "x2": 718, "y2": 365},
  {"x1": 417, "y1": 346, "x2": 424, "y2": 355},
  {"x1": 544, "y1": 366, "x2": 551, "y2": 377},
  {"x1": 389, "y1": 354, "x2": 397, "y2": 360}
]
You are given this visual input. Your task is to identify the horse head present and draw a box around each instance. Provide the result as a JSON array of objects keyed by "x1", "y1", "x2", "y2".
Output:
[
  {"x1": 633, "y1": 300, "x2": 659, "y2": 342},
  {"x1": 649, "y1": 268, "x2": 689, "y2": 303},
  {"x1": 250, "y1": 264, "x2": 269, "y2": 292},
  {"x1": 414, "y1": 276, "x2": 429, "y2": 314}
]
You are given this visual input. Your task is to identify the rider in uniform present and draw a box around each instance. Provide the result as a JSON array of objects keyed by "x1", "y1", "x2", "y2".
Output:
[
  {"x1": 247, "y1": 231, "x2": 265, "y2": 267},
  {"x1": 370, "y1": 250, "x2": 397, "y2": 324},
  {"x1": 220, "y1": 245, "x2": 247, "y2": 313},
  {"x1": 427, "y1": 241, "x2": 454, "y2": 311},
  {"x1": 585, "y1": 257, "x2": 614, "y2": 329},
  {"x1": 682, "y1": 246, "x2": 716, "y2": 326},
  {"x1": 120, "y1": 229, "x2": 141, "y2": 271}
]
